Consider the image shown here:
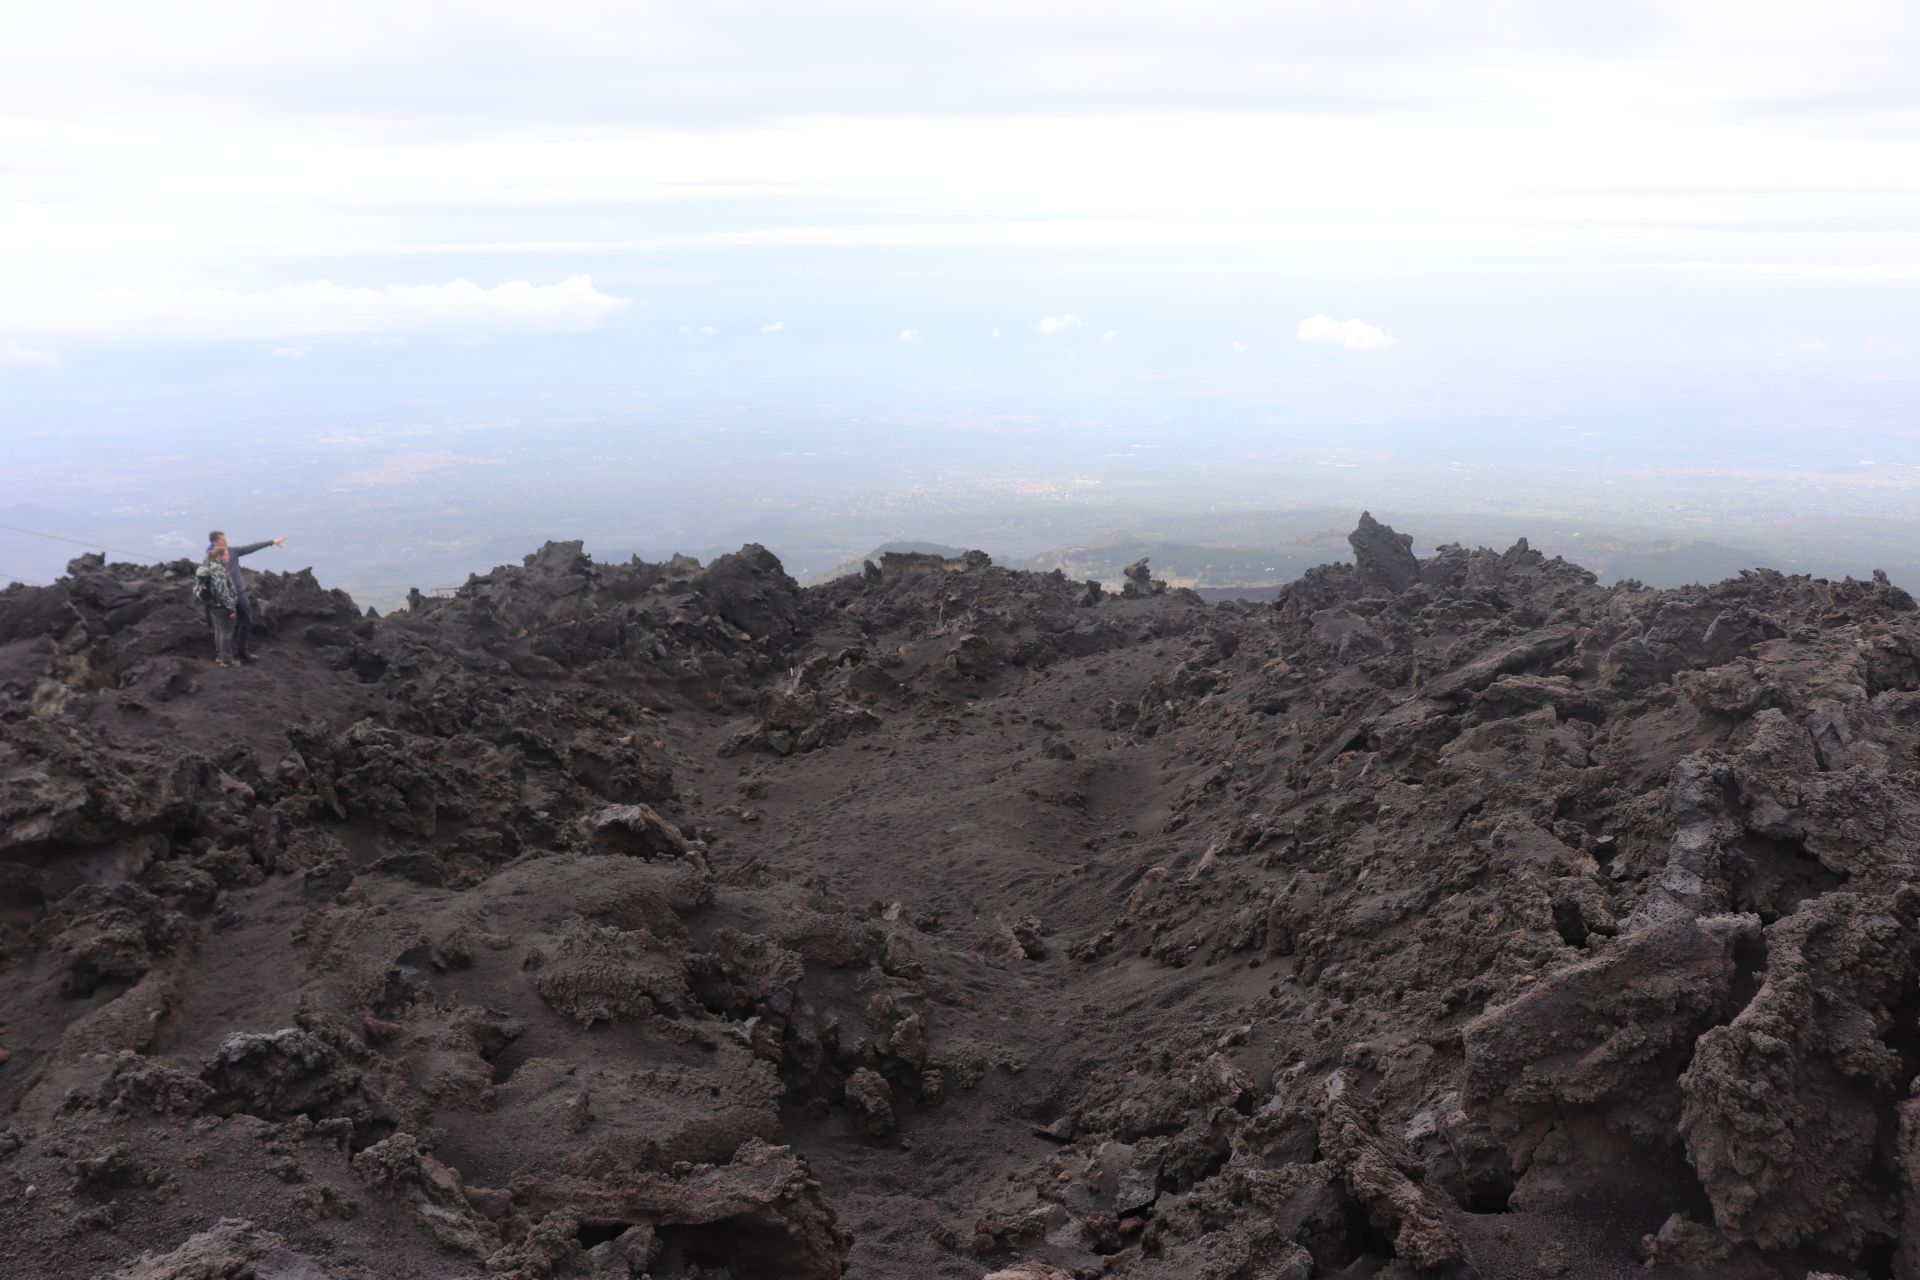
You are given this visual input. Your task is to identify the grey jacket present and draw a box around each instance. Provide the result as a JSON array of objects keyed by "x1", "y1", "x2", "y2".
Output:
[{"x1": 222, "y1": 541, "x2": 273, "y2": 606}]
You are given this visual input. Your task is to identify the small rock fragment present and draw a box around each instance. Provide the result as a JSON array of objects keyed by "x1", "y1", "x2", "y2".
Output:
[{"x1": 845, "y1": 1067, "x2": 895, "y2": 1137}]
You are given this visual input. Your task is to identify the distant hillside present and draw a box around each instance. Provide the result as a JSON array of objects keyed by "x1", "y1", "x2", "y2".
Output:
[
  {"x1": 801, "y1": 542, "x2": 972, "y2": 586},
  {"x1": 808, "y1": 526, "x2": 1824, "y2": 596},
  {"x1": 1004, "y1": 537, "x2": 1342, "y2": 588},
  {"x1": 661, "y1": 509, "x2": 1920, "y2": 606}
]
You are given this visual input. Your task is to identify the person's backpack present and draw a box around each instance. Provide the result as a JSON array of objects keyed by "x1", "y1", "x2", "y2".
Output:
[{"x1": 191, "y1": 564, "x2": 216, "y2": 606}]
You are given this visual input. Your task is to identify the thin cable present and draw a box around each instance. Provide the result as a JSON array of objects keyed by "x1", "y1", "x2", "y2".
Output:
[
  {"x1": 0, "y1": 521, "x2": 164, "y2": 563},
  {"x1": 2, "y1": 569, "x2": 49, "y2": 586}
]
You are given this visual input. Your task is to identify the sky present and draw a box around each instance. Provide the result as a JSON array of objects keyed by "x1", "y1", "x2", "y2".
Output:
[{"x1": 4, "y1": 1, "x2": 1920, "y2": 589}]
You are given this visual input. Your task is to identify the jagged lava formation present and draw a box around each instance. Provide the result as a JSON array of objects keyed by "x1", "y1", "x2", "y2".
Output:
[{"x1": 3, "y1": 517, "x2": 1920, "y2": 1279}]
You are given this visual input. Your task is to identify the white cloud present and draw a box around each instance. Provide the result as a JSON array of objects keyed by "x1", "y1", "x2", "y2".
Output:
[
  {"x1": 760, "y1": 320, "x2": 784, "y2": 332},
  {"x1": 1230, "y1": 340, "x2": 1247, "y2": 353},
  {"x1": 1297, "y1": 314, "x2": 1395, "y2": 350},
  {"x1": 7, "y1": 5, "x2": 1920, "y2": 424},
  {"x1": 9, "y1": 9, "x2": 1920, "y2": 325},
  {"x1": 897, "y1": 328, "x2": 919, "y2": 342},
  {"x1": 1789, "y1": 339, "x2": 1828, "y2": 355},
  {"x1": 4, "y1": 276, "x2": 628, "y2": 341},
  {"x1": 1101, "y1": 329, "x2": 1119, "y2": 342},
  {"x1": 271, "y1": 345, "x2": 307, "y2": 358},
  {"x1": 0, "y1": 340, "x2": 60, "y2": 368},
  {"x1": 680, "y1": 323, "x2": 717, "y2": 335},
  {"x1": 990, "y1": 327, "x2": 1001, "y2": 339},
  {"x1": 1037, "y1": 313, "x2": 1081, "y2": 335}
]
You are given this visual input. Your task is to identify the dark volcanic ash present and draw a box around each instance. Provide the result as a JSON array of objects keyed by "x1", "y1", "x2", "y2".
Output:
[{"x1": 2, "y1": 519, "x2": 1919, "y2": 1279}]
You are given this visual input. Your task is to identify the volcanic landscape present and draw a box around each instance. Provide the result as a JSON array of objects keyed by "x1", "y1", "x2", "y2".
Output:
[{"x1": 4, "y1": 515, "x2": 1919, "y2": 1280}]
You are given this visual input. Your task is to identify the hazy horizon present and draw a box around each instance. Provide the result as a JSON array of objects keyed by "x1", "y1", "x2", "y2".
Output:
[{"x1": 5, "y1": 3, "x2": 1920, "y2": 600}]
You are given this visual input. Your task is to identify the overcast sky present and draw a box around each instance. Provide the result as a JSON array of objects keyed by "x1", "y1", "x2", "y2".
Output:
[{"x1": 3, "y1": 1, "x2": 1918, "y2": 483}]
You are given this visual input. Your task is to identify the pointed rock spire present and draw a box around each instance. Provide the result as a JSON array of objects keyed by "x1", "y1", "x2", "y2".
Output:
[{"x1": 1348, "y1": 511, "x2": 1420, "y2": 593}]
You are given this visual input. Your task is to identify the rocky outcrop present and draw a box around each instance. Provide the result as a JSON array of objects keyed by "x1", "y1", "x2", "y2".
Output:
[
  {"x1": 104, "y1": 1218, "x2": 343, "y2": 1280},
  {"x1": 1464, "y1": 912, "x2": 1761, "y2": 1117},
  {"x1": 504, "y1": 1139, "x2": 850, "y2": 1280},
  {"x1": 7, "y1": 522, "x2": 1920, "y2": 1279},
  {"x1": 1348, "y1": 510, "x2": 1420, "y2": 593},
  {"x1": 1681, "y1": 891, "x2": 1920, "y2": 1251}
]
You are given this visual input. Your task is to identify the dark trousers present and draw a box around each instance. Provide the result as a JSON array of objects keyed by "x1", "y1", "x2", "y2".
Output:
[
  {"x1": 232, "y1": 603, "x2": 254, "y2": 659},
  {"x1": 209, "y1": 609, "x2": 236, "y2": 663},
  {"x1": 205, "y1": 604, "x2": 253, "y2": 661}
]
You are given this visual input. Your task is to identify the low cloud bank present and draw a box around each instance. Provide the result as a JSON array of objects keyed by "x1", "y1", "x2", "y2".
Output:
[{"x1": 3, "y1": 276, "x2": 629, "y2": 342}]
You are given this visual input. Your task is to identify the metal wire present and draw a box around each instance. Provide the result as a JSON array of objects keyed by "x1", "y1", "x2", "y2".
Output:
[{"x1": 0, "y1": 520, "x2": 164, "y2": 563}]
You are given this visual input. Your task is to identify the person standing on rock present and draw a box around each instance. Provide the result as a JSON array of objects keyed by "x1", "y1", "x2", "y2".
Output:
[
  {"x1": 206, "y1": 530, "x2": 287, "y2": 664},
  {"x1": 195, "y1": 545, "x2": 243, "y2": 667}
]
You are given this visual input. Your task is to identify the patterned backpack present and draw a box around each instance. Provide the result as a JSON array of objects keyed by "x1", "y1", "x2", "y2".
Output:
[{"x1": 191, "y1": 562, "x2": 218, "y2": 606}]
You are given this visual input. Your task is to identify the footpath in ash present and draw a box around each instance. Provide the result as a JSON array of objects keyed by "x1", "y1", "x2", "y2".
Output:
[{"x1": 3, "y1": 518, "x2": 1920, "y2": 1280}]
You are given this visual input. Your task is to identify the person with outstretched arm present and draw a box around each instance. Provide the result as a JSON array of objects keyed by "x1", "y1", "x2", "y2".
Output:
[
  {"x1": 194, "y1": 545, "x2": 242, "y2": 667},
  {"x1": 206, "y1": 530, "x2": 287, "y2": 664}
]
